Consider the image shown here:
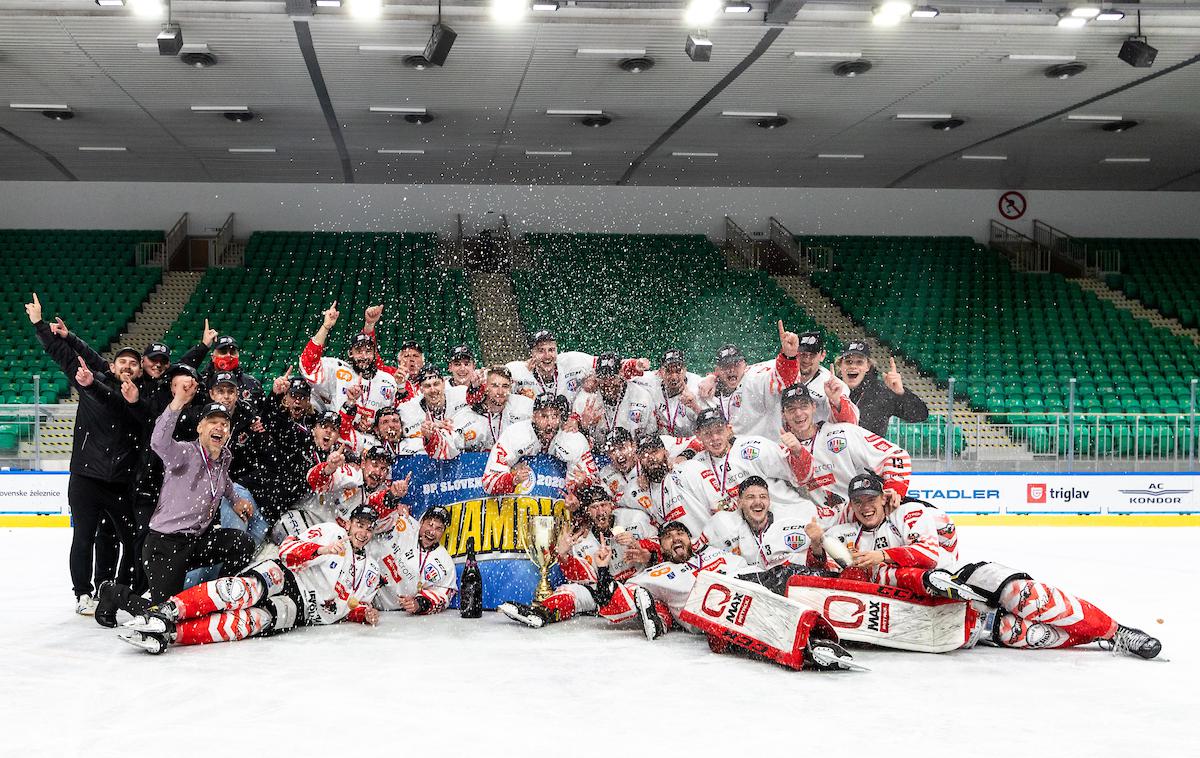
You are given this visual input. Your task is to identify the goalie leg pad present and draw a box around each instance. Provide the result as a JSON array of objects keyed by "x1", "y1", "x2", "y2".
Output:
[
  {"x1": 597, "y1": 583, "x2": 638, "y2": 624},
  {"x1": 993, "y1": 613, "x2": 1071, "y2": 649},
  {"x1": 999, "y1": 580, "x2": 1117, "y2": 644},
  {"x1": 954, "y1": 561, "x2": 1031, "y2": 606},
  {"x1": 261, "y1": 595, "x2": 299, "y2": 636}
]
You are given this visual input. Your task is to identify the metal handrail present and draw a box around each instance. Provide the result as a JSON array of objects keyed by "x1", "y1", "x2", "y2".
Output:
[
  {"x1": 725, "y1": 216, "x2": 757, "y2": 268},
  {"x1": 989, "y1": 219, "x2": 1049, "y2": 272},
  {"x1": 213, "y1": 213, "x2": 236, "y2": 266},
  {"x1": 768, "y1": 217, "x2": 803, "y2": 268}
]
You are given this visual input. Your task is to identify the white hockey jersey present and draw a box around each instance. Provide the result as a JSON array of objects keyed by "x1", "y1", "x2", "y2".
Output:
[
  {"x1": 506, "y1": 351, "x2": 597, "y2": 405},
  {"x1": 702, "y1": 502, "x2": 819, "y2": 569},
  {"x1": 432, "y1": 394, "x2": 534, "y2": 459},
  {"x1": 572, "y1": 383, "x2": 657, "y2": 450},
  {"x1": 279, "y1": 522, "x2": 384, "y2": 626},
  {"x1": 482, "y1": 420, "x2": 598, "y2": 494},
  {"x1": 300, "y1": 340, "x2": 400, "y2": 423},
  {"x1": 798, "y1": 366, "x2": 858, "y2": 428},
  {"x1": 643, "y1": 470, "x2": 713, "y2": 541},
  {"x1": 628, "y1": 546, "x2": 753, "y2": 634},
  {"x1": 824, "y1": 501, "x2": 958, "y2": 585},
  {"x1": 369, "y1": 513, "x2": 458, "y2": 613},
  {"x1": 631, "y1": 371, "x2": 705, "y2": 437},
  {"x1": 559, "y1": 508, "x2": 658, "y2": 583},
  {"x1": 396, "y1": 396, "x2": 449, "y2": 456},
  {"x1": 792, "y1": 422, "x2": 912, "y2": 514},
  {"x1": 298, "y1": 462, "x2": 365, "y2": 525},
  {"x1": 678, "y1": 436, "x2": 812, "y2": 516},
  {"x1": 699, "y1": 361, "x2": 789, "y2": 441}
]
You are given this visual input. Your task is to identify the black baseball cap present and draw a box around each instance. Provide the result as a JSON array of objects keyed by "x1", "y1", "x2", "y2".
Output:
[
  {"x1": 848, "y1": 472, "x2": 885, "y2": 500},
  {"x1": 209, "y1": 372, "x2": 238, "y2": 389},
  {"x1": 363, "y1": 445, "x2": 394, "y2": 464},
  {"x1": 287, "y1": 377, "x2": 312, "y2": 397},
  {"x1": 528, "y1": 329, "x2": 556, "y2": 349},
  {"x1": 448, "y1": 344, "x2": 475, "y2": 362},
  {"x1": 636, "y1": 433, "x2": 666, "y2": 453},
  {"x1": 595, "y1": 352, "x2": 621, "y2": 378},
  {"x1": 214, "y1": 335, "x2": 239, "y2": 351},
  {"x1": 694, "y1": 407, "x2": 729, "y2": 430},
  {"x1": 604, "y1": 427, "x2": 634, "y2": 451},
  {"x1": 314, "y1": 411, "x2": 340, "y2": 428},
  {"x1": 164, "y1": 364, "x2": 199, "y2": 383},
  {"x1": 113, "y1": 346, "x2": 141, "y2": 361},
  {"x1": 144, "y1": 343, "x2": 170, "y2": 361},
  {"x1": 841, "y1": 341, "x2": 871, "y2": 359},
  {"x1": 199, "y1": 402, "x2": 232, "y2": 421},
  {"x1": 660, "y1": 520, "x2": 692, "y2": 538},
  {"x1": 781, "y1": 384, "x2": 816, "y2": 408},
  {"x1": 737, "y1": 475, "x2": 769, "y2": 496},
  {"x1": 412, "y1": 366, "x2": 442, "y2": 385},
  {"x1": 399, "y1": 340, "x2": 423, "y2": 354},
  {"x1": 421, "y1": 505, "x2": 451, "y2": 525},
  {"x1": 533, "y1": 393, "x2": 569, "y2": 415},
  {"x1": 349, "y1": 504, "x2": 380, "y2": 525},
  {"x1": 714, "y1": 344, "x2": 744, "y2": 367},
  {"x1": 576, "y1": 485, "x2": 613, "y2": 508},
  {"x1": 661, "y1": 348, "x2": 686, "y2": 367},
  {"x1": 373, "y1": 406, "x2": 400, "y2": 426},
  {"x1": 797, "y1": 331, "x2": 824, "y2": 354},
  {"x1": 349, "y1": 332, "x2": 376, "y2": 350}
]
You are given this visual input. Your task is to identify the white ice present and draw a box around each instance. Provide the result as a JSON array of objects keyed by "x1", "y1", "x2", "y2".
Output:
[{"x1": 1, "y1": 526, "x2": 1193, "y2": 758}]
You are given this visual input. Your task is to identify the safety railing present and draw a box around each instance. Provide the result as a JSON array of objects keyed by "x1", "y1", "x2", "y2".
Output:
[
  {"x1": 768, "y1": 216, "x2": 802, "y2": 268},
  {"x1": 990, "y1": 219, "x2": 1049, "y2": 273},
  {"x1": 725, "y1": 215, "x2": 757, "y2": 268},
  {"x1": 212, "y1": 213, "x2": 240, "y2": 267},
  {"x1": 0, "y1": 376, "x2": 77, "y2": 471}
]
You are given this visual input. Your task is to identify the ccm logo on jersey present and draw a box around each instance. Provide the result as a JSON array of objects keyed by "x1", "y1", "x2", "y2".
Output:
[
  {"x1": 700, "y1": 584, "x2": 753, "y2": 627},
  {"x1": 823, "y1": 595, "x2": 890, "y2": 633}
]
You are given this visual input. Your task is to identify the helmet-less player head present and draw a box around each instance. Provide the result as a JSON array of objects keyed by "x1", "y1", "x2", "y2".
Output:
[
  {"x1": 528, "y1": 330, "x2": 558, "y2": 376},
  {"x1": 532, "y1": 393, "x2": 568, "y2": 446},
  {"x1": 362, "y1": 446, "x2": 394, "y2": 490},
  {"x1": 795, "y1": 331, "x2": 826, "y2": 381},
  {"x1": 837, "y1": 341, "x2": 872, "y2": 390},
  {"x1": 373, "y1": 406, "x2": 403, "y2": 444},
  {"x1": 659, "y1": 348, "x2": 688, "y2": 396},
  {"x1": 347, "y1": 505, "x2": 379, "y2": 551},
  {"x1": 694, "y1": 408, "x2": 733, "y2": 458},
  {"x1": 397, "y1": 340, "x2": 425, "y2": 377},
  {"x1": 483, "y1": 366, "x2": 514, "y2": 411},
  {"x1": 594, "y1": 352, "x2": 625, "y2": 403},
  {"x1": 605, "y1": 428, "x2": 637, "y2": 475},
  {"x1": 419, "y1": 506, "x2": 451, "y2": 550},
  {"x1": 208, "y1": 372, "x2": 239, "y2": 410},
  {"x1": 447, "y1": 344, "x2": 476, "y2": 386},
  {"x1": 414, "y1": 366, "x2": 446, "y2": 410},
  {"x1": 312, "y1": 411, "x2": 340, "y2": 452},
  {"x1": 737, "y1": 476, "x2": 771, "y2": 532},
  {"x1": 659, "y1": 521, "x2": 694, "y2": 562},
  {"x1": 348, "y1": 332, "x2": 379, "y2": 379},
  {"x1": 847, "y1": 472, "x2": 887, "y2": 528},
  {"x1": 142, "y1": 342, "x2": 171, "y2": 380},
  {"x1": 637, "y1": 434, "x2": 671, "y2": 483},
  {"x1": 780, "y1": 384, "x2": 818, "y2": 437},
  {"x1": 211, "y1": 335, "x2": 241, "y2": 373},
  {"x1": 713, "y1": 344, "x2": 747, "y2": 390},
  {"x1": 576, "y1": 485, "x2": 616, "y2": 532}
]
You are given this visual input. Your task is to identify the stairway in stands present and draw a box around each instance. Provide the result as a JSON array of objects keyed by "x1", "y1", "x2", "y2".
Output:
[
  {"x1": 469, "y1": 272, "x2": 527, "y2": 365},
  {"x1": 1076, "y1": 278, "x2": 1200, "y2": 346},
  {"x1": 108, "y1": 271, "x2": 206, "y2": 356}
]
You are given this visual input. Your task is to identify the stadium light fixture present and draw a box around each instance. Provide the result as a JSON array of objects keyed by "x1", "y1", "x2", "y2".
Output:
[
  {"x1": 95, "y1": 1, "x2": 127, "y2": 7},
  {"x1": 672, "y1": 152, "x2": 719, "y2": 157},
  {"x1": 315, "y1": 1, "x2": 344, "y2": 7},
  {"x1": 872, "y1": 2, "x2": 912, "y2": 26},
  {"x1": 492, "y1": 0, "x2": 527, "y2": 23},
  {"x1": 793, "y1": 51, "x2": 862, "y2": 58},
  {"x1": 532, "y1": 2, "x2": 560, "y2": 11},
  {"x1": 1101, "y1": 157, "x2": 1150, "y2": 163},
  {"x1": 228, "y1": 148, "x2": 277, "y2": 153},
  {"x1": 1006, "y1": 54, "x2": 1078, "y2": 62},
  {"x1": 1070, "y1": 6, "x2": 1102, "y2": 19},
  {"x1": 1066, "y1": 113, "x2": 1123, "y2": 122},
  {"x1": 910, "y1": 6, "x2": 939, "y2": 18},
  {"x1": 721, "y1": 111, "x2": 779, "y2": 118},
  {"x1": 1056, "y1": 13, "x2": 1088, "y2": 29},
  {"x1": 377, "y1": 148, "x2": 425, "y2": 154},
  {"x1": 10, "y1": 103, "x2": 70, "y2": 111},
  {"x1": 369, "y1": 106, "x2": 428, "y2": 114},
  {"x1": 724, "y1": 3, "x2": 753, "y2": 13},
  {"x1": 130, "y1": 0, "x2": 164, "y2": 17},
  {"x1": 960, "y1": 154, "x2": 1007, "y2": 161},
  {"x1": 525, "y1": 150, "x2": 573, "y2": 156},
  {"x1": 685, "y1": 0, "x2": 722, "y2": 26},
  {"x1": 1096, "y1": 9, "x2": 1125, "y2": 22},
  {"x1": 78, "y1": 146, "x2": 128, "y2": 151},
  {"x1": 545, "y1": 109, "x2": 605, "y2": 117},
  {"x1": 895, "y1": 113, "x2": 953, "y2": 120},
  {"x1": 349, "y1": 0, "x2": 382, "y2": 19}
]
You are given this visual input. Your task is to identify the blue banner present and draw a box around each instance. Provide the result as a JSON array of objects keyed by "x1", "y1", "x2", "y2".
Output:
[{"x1": 392, "y1": 453, "x2": 570, "y2": 609}]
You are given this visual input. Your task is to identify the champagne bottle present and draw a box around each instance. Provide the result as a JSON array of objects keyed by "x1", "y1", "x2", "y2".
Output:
[{"x1": 459, "y1": 538, "x2": 483, "y2": 618}]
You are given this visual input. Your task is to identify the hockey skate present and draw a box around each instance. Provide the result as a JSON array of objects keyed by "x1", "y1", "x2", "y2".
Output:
[
  {"x1": 1100, "y1": 625, "x2": 1163, "y2": 660},
  {"x1": 922, "y1": 569, "x2": 988, "y2": 602},
  {"x1": 75, "y1": 593, "x2": 96, "y2": 616},
  {"x1": 117, "y1": 629, "x2": 169, "y2": 655},
  {"x1": 497, "y1": 602, "x2": 555, "y2": 629},
  {"x1": 806, "y1": 640, "x2": 870, "y2": 672},
  {"x1": 121, "y1": 608, "x2": 174, "y2": 635},
  {"x1": 633, "y1": 587, "x2": 666, "y2": 641}
]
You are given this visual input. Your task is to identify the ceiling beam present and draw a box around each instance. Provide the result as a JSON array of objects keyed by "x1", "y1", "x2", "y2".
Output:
[{"x1": 764, "y1": 0, "x2": 806, "y2": 24}]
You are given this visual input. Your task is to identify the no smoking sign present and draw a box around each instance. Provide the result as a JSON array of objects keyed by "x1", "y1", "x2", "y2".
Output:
[{"x1": 999, "y1": 191, "x2": 1027, "y2": 220}]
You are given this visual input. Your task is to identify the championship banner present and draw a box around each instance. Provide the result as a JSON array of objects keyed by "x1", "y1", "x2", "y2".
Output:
[{"x1": 392, "y1": 453, "x2": 569, "y2": 609}]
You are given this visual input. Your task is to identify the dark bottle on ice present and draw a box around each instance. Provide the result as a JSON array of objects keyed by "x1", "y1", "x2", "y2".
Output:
[{"x1": 460, "y1": 538, "x2": 483, "y2": 618}]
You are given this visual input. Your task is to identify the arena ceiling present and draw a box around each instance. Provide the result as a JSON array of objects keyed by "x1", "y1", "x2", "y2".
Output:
[{"x1": 1, "y1": 0, "x2": 1199, "y2": 189}]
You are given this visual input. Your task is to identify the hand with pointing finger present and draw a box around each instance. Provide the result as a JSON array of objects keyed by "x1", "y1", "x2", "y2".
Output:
[
  {"x1": 883, "y1": 357, "x2": 904, "y2": 395},
  {"x1": 75, "y1": 357, "x2": 94, "y2": 388},
  {"x1": 25, "y1": 293, "x2": 42, "y2": 324},
  {"x1": 50, "y1": 317, "x2": 69, "y2": 338},
  {"x1": 202, "y1": 318, "x2": 218, "y2": 347},
  {"x1": 322, "y1": 301, "x2": 340, "y2": 332},
  {"x1": 390, "y1": 472, "x2": 413, "y2": 499},
  {"x1": 272, "y1": 365, "x2": 294, "y2": 395},
  {"x1": 778, "y1": 319, "x2": 799, "y2": 358}
]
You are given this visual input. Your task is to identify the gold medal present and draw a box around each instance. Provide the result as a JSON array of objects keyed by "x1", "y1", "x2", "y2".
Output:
[{"x1": 347, "y1": 596, "x2": 359, "y2": 610}]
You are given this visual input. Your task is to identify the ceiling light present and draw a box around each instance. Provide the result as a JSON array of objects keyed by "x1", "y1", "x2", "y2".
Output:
[
  {"x1": 228, "y1": 148, "x2": 276, "y2": 153},
  {"x1": 78, "y1": 146, "x2": 128, "y2": 151},
  {"x1": 526, "y1": 150, "x2": 573, "y2": 156},
  {"x1": 931, "y1": 118, "x2": 965, "y2": 130},
  {"x1": 685, "y1": 0, "x2": 722, "y2": 26},
  {"x1": 377, "y1": 148, "x2": 425, "y2": 154},
  {"x1": 960, "y1": 154, "x2": 1007, "y2": 161},
  {"x1": 910, "y1": 5, "x2": 939, "y2": 18},
  {"x1": 94, "y1": 1, "x2": 127, "y2": 7},
  {"x1": 546, "y1": 109, "x2": 605, "y2": 117},
  {"x1": 405, "y1": 113, "x2": 435, "y2": 124},
  {"x1": 1102, "y1": 157, "x2": 1150, "y2": 163},
  {"x1": 532, "y1": 2, "x2": 560, "y2": 10},
  {"x1": 492, "y1": 0, "x2": 527, "y2": 23},
  {"x1": 1101, "y1": 120, "x2": 1139, "y2": 132},
  {"x1": 129, "y1": 0, "x2": 163, "y2": 18},
  {"x1": 580, "y1": 115, "x2": 612, "y2": 127},
  {"x1": 672, "y1": 152, "x2": 718, "y2": 157},
  {"x1": 794, "y1": 51, "x2": 862, "y2": 58},
  {"x1": 578, "y1": 49, "x2": 647, "y2": 58},
  {"x1": 872, "y1": 2, "x2": 912, "y2": 26},
  {"x1": 43, "y1": 110, "x2": 75, "y2": 121},
  {"x1": 1045, "y1": 62, "x2": 1087, "y2": 78},
  {"x1": 358, "y1": 45, "x2": 426, "y2": 54},
  {"x1": 348, "y1": 0, "x2": 381, "y2": 19},
  {"x1": 157, "y1": 24, "x2": 183, "y2": 55},
  {"x1": 370, "y1": 106, "x2": 427, "y2": 114},
  {"x1": 721, "y1": 111, "x2": 778, "y2": 118},
  {"x1": 1096, "y1": 10, "x2": 1125, "y2": 21},
  {"x1": 895, "y1": 113, "x2": 953, "y2": 120},
  {"x1": 757, "y1": 116, "x2": 788, "y2": 129},
  {"x1": 1070, "y1": 7, "x2": 1101, "y2": 19},
  {"x1": 724, "y1": 2, "x2": 753, "y2": 12},
  {"x1": 10, "y1": 103, "x2": 70, "y2": 111},
  {"x1": 833, "y1": 59, "x2": 872, "y2": 77},
  {"x1": 224, "y1": 111, "x2": 256, "y2": 122},
  {"x1": 1056, "y1": 14, "x2": 1088, "y2": 29},
  {"x1": 1006, "y1": 54, "x2": 1077, "y2": 62},
  {"x1": 1066, "y1": 113, "x2": 1122, "y2": 122},
  {"x1": 818, "y1": 153, "x2": 865, "y2": 159},
  {"x1": 619, "y1": 57, "x2": 655, "y2": 73},
  {"x1": 191, "y1": 105, "x2": 250, "y2": 112},
  {"x1": 315, "y1": 1, "x2": 343, "y2": 7},
  {"x1": 403, "y1": 55, "x2": 432, "y2": 70},
  {"x1": 686, "y1": 34, "x2": 713, "y2": 63}
]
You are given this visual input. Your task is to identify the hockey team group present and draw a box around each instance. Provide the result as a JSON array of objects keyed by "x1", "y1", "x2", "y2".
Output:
[{"x1": 25, "y1": 295, "x2": 1164, "y2": 668}]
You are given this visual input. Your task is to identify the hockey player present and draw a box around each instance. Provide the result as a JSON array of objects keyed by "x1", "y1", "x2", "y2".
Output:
[
  {"x1": 630, "y1": 348, "x2": 705, "y2": 437},
  {"x1": 444, "y1": 344, "x2": 486, "y2": 417},
  {"x1": 358, "y1": 445, "x2": 411, "y2": 534},
  {"x1": 809, "y1": 473, "x2": 1162, "y2": 659},
  {"x1": 598, "y1": 429, "x2": 701, "y2": 513},
  {"x1": 496, "y1": 485, "x2": 657, "y2": 628},
  {"x1": 678, "y1": 407, "x2": 815, "y2": 516},
  {"x1": 371, "y1": 505, "x2": 458, "y2": 615},
  {"x1": 505, "y1": 330, "x2": 647, "y2": 406},
  {"x1": 779, "y1": 383, "x2": 912, "y2": 516},
  {"x1": 702, "y1": 476, "x2": 824, "y2": 569},
  {"x1": 397, "y1": 366, "x2": 451, "y2": 456},
  {"x1": 431, "y1": 366, "x2": 533, "y2": 459},
  {"x1": 300, "y1": 301, "x2": 400, "y2": 421},
  {"x1": 117, "y1": 505, "x2": 384, "y2": 654},
  {"x1": 482, "y1": 393, "x2": 597, "y2": 494},
  {"x1": 572, "y1": 352, "x2": 658, "y2": 451},
  {"x1": 370, "y1": 407, "x2": 407, "y2": 459},
  {"x1": 635, "y1": 435, "x2": 712, "y2": 538}
]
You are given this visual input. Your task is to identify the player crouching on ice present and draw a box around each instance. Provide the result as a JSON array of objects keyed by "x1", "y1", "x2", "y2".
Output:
[
  {"x1": 117, "y1": 505, "x2": 384, "y2": 654},
  {"x1": 797, "y1": 472, "x2": 1162, "y2": 660}
]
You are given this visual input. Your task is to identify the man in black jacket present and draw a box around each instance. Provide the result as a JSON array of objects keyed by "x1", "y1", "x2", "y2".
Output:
[
  {"x1": 27, "y1": 293, "x2": 143, "y2": 614},
  {"x1": 837, "y1": 341, "x2": 929, "y2": 438},
  {"x1": 200, "y1": 334, "x2": 263, "y2": 406}
]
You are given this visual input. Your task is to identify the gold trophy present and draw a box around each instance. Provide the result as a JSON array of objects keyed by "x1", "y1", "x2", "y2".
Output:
[{"x1": 519, "y1": 513, "x2": 566, "y2": 605}]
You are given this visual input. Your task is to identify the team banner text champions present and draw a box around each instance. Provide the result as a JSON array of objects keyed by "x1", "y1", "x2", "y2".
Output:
[{"x1": 392, "y1": 453, "x2": 569, "y2": 608}]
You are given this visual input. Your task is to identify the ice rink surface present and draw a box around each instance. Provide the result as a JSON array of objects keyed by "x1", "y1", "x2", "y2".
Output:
[{"x1": 1, "y1": 525, "x2": 1193, "y2": 758}]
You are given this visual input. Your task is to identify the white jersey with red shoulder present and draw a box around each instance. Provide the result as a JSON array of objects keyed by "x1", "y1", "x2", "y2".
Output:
[
  {"x1": 560, "y1": 508, "x2": 659, "y2": 583},
  {"x1": 789, "y1": 422, "x2": 912, "y2": 514},
  {"x1": 278, "y1": 522, "x2": 383, "y2": 626},
  {"x1": 701, "y1": 502, "x2": 820, "y2": 569},
  {"x1": 433, "y1": 394, "x2": 534, "y2": 459},
  {"x1": 300, "y1": 340, "x2": 400, "y2": 423},
  {"x1": 825, "y1": 500, "x2": 959, "y2": 585},
  {"x1": 368, "y1": 513, "x2": 458, "y2": 614},
  {"x1": 572, "y1": 383, "x2": 658, "y2": 450},
  {"x1": 643, "y1": 470, "x2": 713, "y2": 543},
  {"x1": 482, "y1": 420, "x2": 597, "y2": 494},
  {"x1": 628, "y1": 545, "x2": 753, "y2": 633},
  {"x1": 678, "y1": 435, "x2": 814, "y2": 516},
  {"x1": 506, "y1": 351, "x2": 597, "y2": 405},
  {"x1": 299, "y1": 462, "x2": 364, "y2": 525},
  {"x1": 396, "y1": 396, "x2": 447, "y2": 456},
  {"x1": 630, "y1": 371, "x2": 706, "y2": 437}
]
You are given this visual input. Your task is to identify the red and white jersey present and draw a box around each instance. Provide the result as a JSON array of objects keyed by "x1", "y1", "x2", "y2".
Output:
[
  {"x1": 300, "y1": 462, "x2": 365, "y2": 525},
  {"x1": 825, "y1": 501, "x2": 959, "y2": 585},
  {"x1": 506, "y1": 351, "x2": 597, "y2": 405},
  {"x1": 790, "y1": 422, "x2": 912, "y2": 513},
  {"x1": 482, "y1": 420, "x2": 597, "y2": 494},
  {"x1": 702, "y1": 502, "x2": 819, "y2": 569},
  {"x1": 698, "y1": 357, "x2": 793, "y2": 441},
  {"x1": 572, "y1": 383, "x2": 658, "y2": 450},
  {"x1": 396, "y1": 396, "x2": 448, "y2": 456},
  {"x1": 631, "y1": 371, "x2": 706, "y2": 437},
  {"x1": 643, "y1": 470, "x2": 713, "y2": 540},
  {"x1": 598, "y1": 464, "x2": 649, "y2": 513},
  {"x1": 559, "y1": 509, "x2": 659, "y2": 583},
  {"x1": 300, "y1": 340, "x2": 400, "y2": 424},
  {"x1": 445, "y1": 383, "x2": 472, "y2": 418},
  {"x1": 338, "y1": 426, "x2": 378, "y2": 458},
  {"x1": 433, "y1": 394, "x2": 534, "y2": 459},
  {"x1": 368, "y1": 513, "x2": 457, "y2": 614},
  {"x1": 279, "y1": 522, "x2": 383, "y2": 626},
  {"x1": 628, "y1": 546, "x2": 753, "y2": 633},
  {"x1": 678, "y1": 436, "x2": 812, "y2": 516},
  {"x1": 797, "y1": 366, "x2": 858, "y2": 428}
]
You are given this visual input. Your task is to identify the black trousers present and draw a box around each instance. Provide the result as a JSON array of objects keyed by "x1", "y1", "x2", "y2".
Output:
[
  {"x1": 68, "y1": 475, "x2": 136, "y2": 597},
  {"x1": 129, "y1": 492, "x2": 159, "y2": 595},
  {"x1": 142, "y1": 528, "x2": 256, "y2": 604}
]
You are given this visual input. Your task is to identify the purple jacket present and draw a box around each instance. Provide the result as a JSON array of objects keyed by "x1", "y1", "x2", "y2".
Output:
[{"x1": 149, "y1": 407, "x2": 236, "y2": 536}]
